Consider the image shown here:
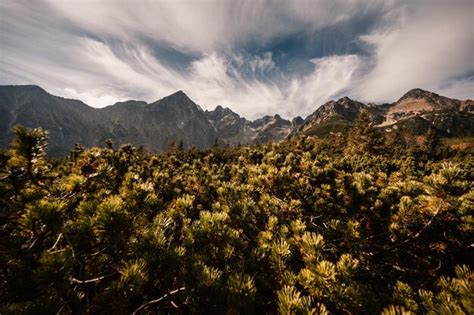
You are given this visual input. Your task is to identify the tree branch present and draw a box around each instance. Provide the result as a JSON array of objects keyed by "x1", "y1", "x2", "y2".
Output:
[
  {"x1": 48, "y1": 233, "x2": 63, "y2": 252},
  {"x1": 132, "y1": 287, "x2": 185, "y2": 315},
  {"x1": 69, "y1": 272, "x2": 116, "y2": 284},
  {"x1": 391, "y1": 207, "x2": 441, "y2": 249}
]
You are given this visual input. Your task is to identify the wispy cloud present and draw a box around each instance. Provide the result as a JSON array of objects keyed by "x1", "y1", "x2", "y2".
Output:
[
  {"x1": 355, "y1": 0, "x2": 474, "y2": 102},
  {"x1": 0, "y1": 0, "x2": 472, "y2": 119}
]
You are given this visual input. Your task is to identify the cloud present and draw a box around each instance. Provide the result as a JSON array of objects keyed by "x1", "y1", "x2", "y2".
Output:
[
  {"x1": 46, "y1": 0, "x2": 388, "y2": 53},
  {"x1": 434, "y1": 77, "x2": 474, "y2": 101},
  {"x1": 0, "y1": 0, "x2": 473, "y2": 120},
  {"x1": 62, "y1": 44, "x2": 361, "y2": 119},
  {"x1": 0, "y1": 0, "x2": 365, "y2": 119},
  {"x1": 355, "y1": 0, "x2": 474, "y2": 102},
  {"x1": 286, "y1": 55, "x2": 363, "y2": 115},
  {"x1": 186, "y1": 52, "x2": 284, "y2": 117}
]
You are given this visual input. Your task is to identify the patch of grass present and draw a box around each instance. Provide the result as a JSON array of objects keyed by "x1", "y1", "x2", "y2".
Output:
[
  {"x1": 303, "y1": 117, "x2": 353, "y2": 137},
  {"x1": 442, "y1": 137, "x2": 474, "y2": 151},
  {"x1": 442, "y1": 136, "x2": 474, "y2": 145}
]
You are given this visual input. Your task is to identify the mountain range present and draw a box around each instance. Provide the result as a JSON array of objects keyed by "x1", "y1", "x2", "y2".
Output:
[
  {"x1": 0, "y1": 85, "x2": 472, "y2": 155},
  {"x1": 297, "y1": 88, "x2": 474, "y2": 138}
]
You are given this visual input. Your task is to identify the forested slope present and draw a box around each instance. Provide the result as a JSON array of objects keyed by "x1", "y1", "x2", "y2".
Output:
[{"x1": 0, "y1": 115, "x2": 472, "y2": 314}]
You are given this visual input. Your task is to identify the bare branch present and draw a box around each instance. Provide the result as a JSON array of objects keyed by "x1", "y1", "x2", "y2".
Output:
[
  {"x1": 69, "y1": 272, "x2": 116, "y2": 284},
  {"x1": 132, "y1": 287, "x2": 185, "y2": 315},
  {"x1": 49, "y1": 233, "x2": 63, "y2": 252},
  {"x1": 391, "y1": 208, "x2": 441, "y2": 249}
]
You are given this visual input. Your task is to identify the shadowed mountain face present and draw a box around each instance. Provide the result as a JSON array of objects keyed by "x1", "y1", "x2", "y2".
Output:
[
  {"x1": 0, "y1": 85, "x2": 105, "y2": 155},
  {"x1": 98, "y1": 91, "x2": 218, "y2": 151},
  {"x1": 0, "y1": 86, "x2": 300, "y2": 155},
  {"x1": 0, "y1": 85, "x2": 472, "y2": 155},
  {"x1": 0, "y1": 86, "x2": 218, "y2": 155}
]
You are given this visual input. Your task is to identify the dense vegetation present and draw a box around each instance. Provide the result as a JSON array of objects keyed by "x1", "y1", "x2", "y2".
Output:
[{"x1": 1, "y1": 113, "x2": 473, "y2": 314}]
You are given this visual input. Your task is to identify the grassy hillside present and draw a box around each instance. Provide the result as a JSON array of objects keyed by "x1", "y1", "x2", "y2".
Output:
[
  {"x1": 301, "y1": 117, "x2": 353, "y2": 137},
  {"x1": 392, "y1": 111, "x2": 474, "y2": 138},
  {"x1": 443, "y1": 136, "x2": 474, "y2": 150}
]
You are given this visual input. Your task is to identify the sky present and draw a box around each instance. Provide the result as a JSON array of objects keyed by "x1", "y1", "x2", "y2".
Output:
[{"x1": 1, "y1": 0, "x2": 473, "y2": 119}]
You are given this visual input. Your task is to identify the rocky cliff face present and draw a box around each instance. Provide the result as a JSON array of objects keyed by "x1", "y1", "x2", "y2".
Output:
[
  {"x1": 204, "y1": 107, "x2": 302, "y2": 145},
  {"x1": 298, "y1": 97, "x2": 368, "y2": 133},
  {"x1": 249, "y1": 114, "x2": 297, "y2": 144},
  {"x1": 204, "y1": 105, "x2": 249, "y2": 145}
]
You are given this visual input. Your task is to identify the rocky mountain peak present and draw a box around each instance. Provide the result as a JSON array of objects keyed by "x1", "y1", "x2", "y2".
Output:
[
  {"x1": 301, "y1": 97, "x2": 367, "y2": 129},
  {"x1": 151, "y1": 90, "x2": 204, "y2": 113},
  {"x1": 336, "y1": 96, "x2": 363, "y2": 106},
  {"x1": 156, "y1": 90, "x2": 191, "y2": 104},
  {"x1": 292, "y1": 116, "x2": 304, "y2": 126},
  {"x1": 399, "y1": 88, "x2": 439, "y2": 101},
  {"x1": 206, "y1": 105, "x2": 241, "y2": 122},
  {"x1": 388, "y1": 88, "x2": 461, "y2": 121},
  {"x1": 338, "y1": 96, "x2": 353, "y2": 103},
  {"x1": 213, "y1": 105, "x2": 235, "y2": 116},
  {"x1": 171, "y1": 89, "x2": 187, "y2": 97}
]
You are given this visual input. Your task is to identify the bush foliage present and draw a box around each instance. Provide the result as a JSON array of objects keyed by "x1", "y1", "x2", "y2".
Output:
[{"x1": 0, "y1": 122, "x2": 473, "y2": 314}]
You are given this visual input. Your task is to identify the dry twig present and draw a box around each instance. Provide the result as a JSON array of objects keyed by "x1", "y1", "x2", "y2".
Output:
[{"x1": 132, "y1": 287, "x2": 185, "y2": 315}]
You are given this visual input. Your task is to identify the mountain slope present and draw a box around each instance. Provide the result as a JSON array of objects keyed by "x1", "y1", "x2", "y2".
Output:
[
  {"x1": 296, "y1": 88, "x2": 473, "y2": 138},
  {"x1": 378, "y1": 88, "x2": 469, "y2": 127},
  {"x1": 0, "y1": 85, "x2": 105, "y2": 155},
  {"x1": 205, "y1": 105, "x2": 250, "y2": 144},
  {"x1": 0, "y1": 86, "x2": 299, "y2": 155},
  {"x1": 299, "y1": 97, "x2": 367, "y2": 132},
  {"x1": 1, "y1": 85, "x2": 472, "y2": 155},
  {"x1": 0, "y1": 86, "x2": 218, "y2": 154},
  {"x1": 296, "y1": 97, "x2": 375, "y2": 137},
  {"x1": 99, "y1": 91, "x2": 218, "y2": 150}
]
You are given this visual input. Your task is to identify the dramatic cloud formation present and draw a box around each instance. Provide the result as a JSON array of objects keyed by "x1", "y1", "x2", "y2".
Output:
[
  {"x1": 0, "y1": 0, "x2": 473, "y2": 119},
  {"x1": 356, "y1": 0, "x2": 474, "y2": 102}
]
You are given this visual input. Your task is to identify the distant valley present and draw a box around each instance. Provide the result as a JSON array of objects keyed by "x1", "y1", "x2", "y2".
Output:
[{"x1": 0, "y1": 85, "x2": 472, "y2": 155}]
